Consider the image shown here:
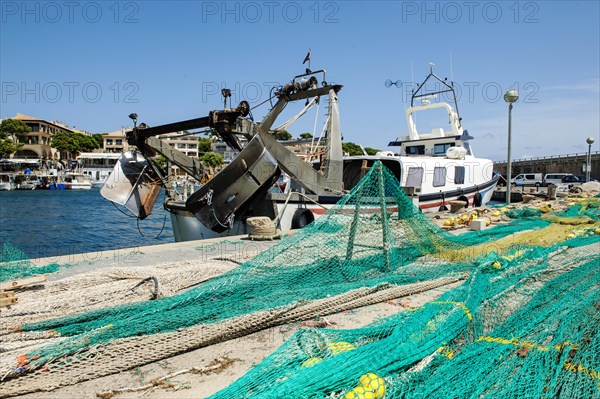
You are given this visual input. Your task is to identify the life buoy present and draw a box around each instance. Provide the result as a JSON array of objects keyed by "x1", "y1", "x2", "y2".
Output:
[
  {"x1": 473, "y1": 192, "x2": 483, "y2": 207},
  {"x1": 291, "y1": 208, "x2": 315, "y2": 229}
]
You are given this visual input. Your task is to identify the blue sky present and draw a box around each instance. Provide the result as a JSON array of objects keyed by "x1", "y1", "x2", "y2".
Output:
[{"x1": 1, "y1": 0, "x2": 599, "y2": 161}]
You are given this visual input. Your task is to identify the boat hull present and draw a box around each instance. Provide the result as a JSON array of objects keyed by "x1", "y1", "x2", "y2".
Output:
[
  {"x1": 165, "y1": 176, "x2": 498, "y2": 242},
  {"x1": 66, "y1": 182, "x2": 92, "y2": 190},
  {"x1": 90, "y1": 180, "x2": 106, "y2": 189},
  {"x1": 16, "y1": 183, "x2": 36, "y2": 190}
]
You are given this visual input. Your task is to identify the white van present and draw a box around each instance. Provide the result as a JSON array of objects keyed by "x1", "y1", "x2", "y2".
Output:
[
  {"x1": 511, "y1": 173, "x2": 543, "y2": 187},
  {"x1": 543, "y1": 173, "x2": 573, "y2": 186}
]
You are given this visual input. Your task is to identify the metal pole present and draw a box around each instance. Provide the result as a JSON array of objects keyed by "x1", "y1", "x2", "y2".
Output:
[
  {"x1": 506, "y1": 103, "x2": 513, "y2": 205},
  {"x1": 377, "y1": 163, "x2": 391, "y2": 272},
  {"x1": 587, "y1": 143, "x2": 592, "y2": 182}
]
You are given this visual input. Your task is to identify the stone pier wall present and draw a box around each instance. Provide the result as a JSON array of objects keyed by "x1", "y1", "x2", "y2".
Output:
[{"x1": 495, "y1": 152, "x2": 600, "y2": 180}]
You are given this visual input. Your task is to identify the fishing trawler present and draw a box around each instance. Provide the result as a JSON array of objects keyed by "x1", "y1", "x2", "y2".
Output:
[{"x1": 101, "y1": 66, "x2": 497, "y2": 242}]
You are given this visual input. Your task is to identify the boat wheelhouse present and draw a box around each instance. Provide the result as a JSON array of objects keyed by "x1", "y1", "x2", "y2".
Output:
[{"x1": 76, "y1": 152, "x2": 121, "y2": 188}]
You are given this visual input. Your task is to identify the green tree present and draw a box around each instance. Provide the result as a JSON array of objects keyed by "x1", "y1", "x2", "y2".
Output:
[
  {"x1": 51, "y1": 131, "x2": 77, "y2": 154},
  {"x1": 92, "y1": 133, "x2": 104, "y2": 148},
  {"x1": 342, "y1": 142, "x2": 365, "y2": 156},
  {"x1": 154, "y1": 155, "x2": 167, "y2": 169},
  {"x1": 275, "y1": 130, "x2": 292, "y2": 140},
  {"x1": 364, "y1": 147, "x2": 381, "y2": 156},
  {"x1": 73, "y1": 133, "x2": 99, "y2": 153},
  {"x1": 0, "y1": 119, "x2": 30, "y2": 156},
  {"x1": 51, "y1": 132, "x2": 100, "y2": 158},
  {"x1": 198, "y1": 137, "x2": 213, "y2": 154},
  {"x1": 300, "y1": 132, "x2": 313, "y2": 139},
  {"x1": 201, "y1": 152, "x2": 224, "y2": 173},
  {"x1": 0, "y1": 119, "x2": 31, "y2": 142},
  {"x1": 0, "y1": 138, "x2": 23, "y2": 158}
]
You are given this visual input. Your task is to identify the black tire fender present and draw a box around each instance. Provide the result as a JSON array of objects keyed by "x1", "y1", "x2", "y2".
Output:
[
  {"x1": 473, "y1": 192, "x2": 483, "y2": 207},
  {"x1": 291, "y1": 208, "x2": 315, "y2": 229},
  {"x1": 457, "y1": 195, "x2": 469, "y2": 208}
]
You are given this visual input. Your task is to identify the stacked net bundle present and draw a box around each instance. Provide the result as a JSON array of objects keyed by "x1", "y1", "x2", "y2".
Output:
[
  {"x1": 2, "y1": 162, "x2": 599, "y2": 397},
  {"x1": 210, "y1": 240, "x2": 600, "y2": 399},
  {"x1": 389, "y1": 251, "x2": 599, "y2": 399},
  {"x1": 0, "y1": 243, "x2": 61, "y2": 283},
  {"x1": 504, "y1": 207, "x2": 542, "y2": 219},
  {"x1": 550, "y1": 198, "x2": 600, "y2": 221}
]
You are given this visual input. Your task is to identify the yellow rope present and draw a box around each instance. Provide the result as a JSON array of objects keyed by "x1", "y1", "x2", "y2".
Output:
[
  {"x1": 476, "y1": 336, "x2": 579, "y2": 352},
  {"x1": 563, "y1": 361, "x2": 600, "y2": 391},
  {"x1": 434, "y1": 221, "x2": 599, "y2": 262}
]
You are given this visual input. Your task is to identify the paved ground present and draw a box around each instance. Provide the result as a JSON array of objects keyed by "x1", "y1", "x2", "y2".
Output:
[{"x1": 31, "y1": 233, "x2": 288, "y2": 281}]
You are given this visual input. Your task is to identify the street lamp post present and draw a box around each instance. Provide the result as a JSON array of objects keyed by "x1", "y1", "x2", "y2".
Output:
[
  {"x1": 586, "y1": 137, "x2": 595, "y2": 182},
  {"x1": 503, "y1": 89, "x2": 519, "y2": 205}
]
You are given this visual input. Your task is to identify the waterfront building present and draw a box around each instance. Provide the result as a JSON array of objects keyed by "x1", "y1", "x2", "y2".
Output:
[
  {"x1": 156, "y1": 132, "x2": 201, "y2": 176},
  {"x1": 102, "y1": 128, "x2": 134, "y2": 154},
  {"x1": 12, "y1": 113, "x2": 74, "y2": 161},
  {"x1": 157, "y1": 132, "x2": 200, "y2": 158},
  {"x1": 211, "y1": 136, "x2": 249, "y2": 164}
]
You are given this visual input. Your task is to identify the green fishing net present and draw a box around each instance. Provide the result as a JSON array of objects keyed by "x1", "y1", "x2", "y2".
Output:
[
  {"x1": 0, "y1": 243, "x2": 60, "y2": 283},
  {"x1": 5, "y1": 161, "x2": 598, "y2": 399}
]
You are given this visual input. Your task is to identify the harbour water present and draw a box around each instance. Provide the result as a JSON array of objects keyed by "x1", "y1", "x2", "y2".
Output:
[{"x1": 0, "y1": 189, "x2": 174, "y2": 261}]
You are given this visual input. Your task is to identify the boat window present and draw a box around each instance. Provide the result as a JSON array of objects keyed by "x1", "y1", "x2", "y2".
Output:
[
  {"x1": 463, "y1": 141, "x2": 472, "y2": 155},
  {"x1": 405, "y1": 145, "x2": 425, "y2": 155},
  {"x1": 406, "y1": 167, "x2": 424, "y2": 188},
  {"x1": 343, "y1": 159, "x2": 402, "y2": 190},
  {"x1": 433, "y1": 167, "x2": 447, "y2": 187},
  {"x1": 381, "y1": 160, "x2": 401, "y2": 181},
  {"x1": 434, "y1": 143, "x2": 455, "y2": 156},
  {"x1": 454, "y1": 166, "x2": 465, "y2": 184}
]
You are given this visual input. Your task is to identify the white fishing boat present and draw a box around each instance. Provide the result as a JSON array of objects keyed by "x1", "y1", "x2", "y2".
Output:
[
  {"x1": 0, "y1": 173, "x2": 16, "y2": 191},
  {"x1": 76, "y1": 152, "x2": 121, "y2": 189},
  {"x1": 90, "y1": 179, "x2": 107, "y2": 189},
  {"x1": 14, "y1": 174, "x2": 38, "y2": 190},
  {"x1": 63, "y1": 172, "x2": 92, "y2": 190},
  {"x1": 101, "y1": 66, "x2": 497, "y2": 242}
]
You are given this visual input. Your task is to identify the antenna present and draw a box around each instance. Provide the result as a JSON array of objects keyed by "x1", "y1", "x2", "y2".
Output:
[{"x1": 428, "y1": 61, "x2": 435, "y2": 73}]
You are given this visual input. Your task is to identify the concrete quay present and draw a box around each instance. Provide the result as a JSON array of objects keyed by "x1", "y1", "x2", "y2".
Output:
[{"x1": 30, "y1": 233, "x2": 286, "y2": 281}]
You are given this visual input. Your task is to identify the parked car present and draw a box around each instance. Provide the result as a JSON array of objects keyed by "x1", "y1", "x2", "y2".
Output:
[
  {"x1": 576, "y1": 175, "x2": 599, "y2": 182},
  {"x1": 511, "y1": 173, "x2": 543, "y2": 187},
  {"x1": 561, "y1": 175, "x2": 583, "y2": 184},
  {"x1": 543, "y1": 173, "x2": 573, "y2": 186}
]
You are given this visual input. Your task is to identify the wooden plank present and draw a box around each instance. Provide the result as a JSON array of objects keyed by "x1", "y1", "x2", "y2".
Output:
[
  {"x1": 0, "y1": 275, "x2": 47, "y2": 291},
  {"x1": 0, "y1": 297, "x2": 18, "y2": 307},
  {"x1": 0, "y1": 292, "x2": 16, "y2": 298}
]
